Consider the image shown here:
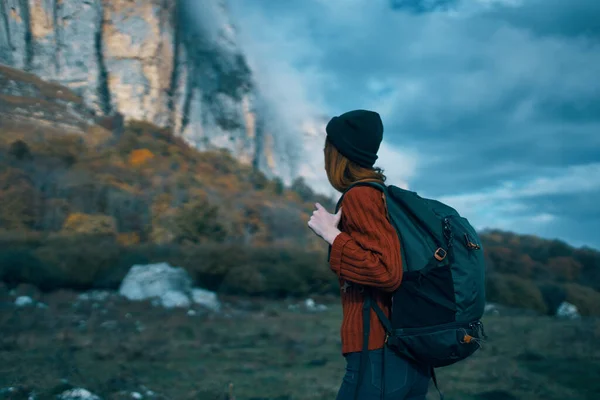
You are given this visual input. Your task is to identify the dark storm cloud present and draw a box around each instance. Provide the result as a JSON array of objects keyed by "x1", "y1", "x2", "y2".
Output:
[
  {"x1": 390, "y1": 0, "x2": 458, "y2": 14},
  {"x1": 486, "y1": 0, "x2": 600, "y2": 40},
  {"x1": 228, "y1": 0, "x2": 600, "y2": 249}
]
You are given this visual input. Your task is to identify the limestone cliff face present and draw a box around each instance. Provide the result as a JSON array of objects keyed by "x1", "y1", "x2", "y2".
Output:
[{"x1": 0, "y1": 0, "x2": 277, "y2": 178}]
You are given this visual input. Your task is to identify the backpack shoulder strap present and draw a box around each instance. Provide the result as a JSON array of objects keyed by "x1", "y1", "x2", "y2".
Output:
[
  {"x1": 385, "y1": 186, "x2": 446, "y2": 251},
  {"x1": 329, "y1": 179, "x2": 388, "y2": 262},
  {"x1": 334, "y1": 179, "x2": 387, "y2": 212}
]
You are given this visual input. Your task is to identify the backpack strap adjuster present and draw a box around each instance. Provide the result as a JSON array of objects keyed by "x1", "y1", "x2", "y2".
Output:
[{"x1": 434, "y1": 248, "x2": 447, "y2": 261}]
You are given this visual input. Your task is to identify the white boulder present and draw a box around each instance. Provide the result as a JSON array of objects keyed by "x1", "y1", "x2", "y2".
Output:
[
  {"x1": 15, "y1": 296, "x2": 34, "y2": 307},
  {"x1": 118, "y1": 263, "x2": 220, "y2": 311},
  {"x1": 161, "y1": 290, "x2": 191, "y2": 309},
  {"x1": 191, "y1": 288, "x2": 221, "y2": 311},
  {"x1": 57, "y1": 388, "x2": 101, "y2": 400},
  {"x1": 556, "y1": 301, "x2": 580, "y2": 319},
  {"x1": 119, "y1": 263, "x2": 193, "y2": 301},
  {"x1": 304, "y1": 298, "x2": 328, "y2": 312}
]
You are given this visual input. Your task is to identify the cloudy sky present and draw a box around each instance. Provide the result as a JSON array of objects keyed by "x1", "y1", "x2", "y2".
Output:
[{"x1": 227, "y1": 0, "x2": 600, "y2": 250}]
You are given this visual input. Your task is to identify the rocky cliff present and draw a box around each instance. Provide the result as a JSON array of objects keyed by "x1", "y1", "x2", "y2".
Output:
[{"x1": 0, "y1": 0, "x2": 293, "y2": 179}]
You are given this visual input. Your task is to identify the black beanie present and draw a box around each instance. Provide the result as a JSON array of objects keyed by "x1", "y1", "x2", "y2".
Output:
[{"x1": 325, "y1": 109, "x2": 384, "y2": 168}]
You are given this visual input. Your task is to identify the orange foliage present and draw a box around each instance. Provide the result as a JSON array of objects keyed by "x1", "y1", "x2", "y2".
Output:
[
  {"x1": 128, "y1": 148, "x2": 155, "y2": 167},
  {"x1": 117, "y1": 232, "x2": 141, "y2": 246},
  {"x1": 62, "y1": 213, "x2": 117, "y2": 235}
]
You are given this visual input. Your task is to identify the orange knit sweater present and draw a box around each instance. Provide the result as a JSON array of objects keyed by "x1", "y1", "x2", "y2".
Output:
[{"x1": 329, "y1": 185, "x2": 403, "y2": 355}]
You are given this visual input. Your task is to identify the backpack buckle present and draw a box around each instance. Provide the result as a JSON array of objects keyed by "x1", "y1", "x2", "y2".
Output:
[
  {"x1": 434, "y1": 248, "x2": 447, "y2": 261},
  {"x1": 464, "y1": 234, "x2": 481, "y2": 250}
]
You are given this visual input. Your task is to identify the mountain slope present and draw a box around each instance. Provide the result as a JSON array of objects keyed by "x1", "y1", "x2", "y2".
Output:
[
  {"x1": 0, "y1": 0, "x2": 298, "y2": 181},
  {"x1": 0, "y1": 64, "x2": 110, "y2": 139}
]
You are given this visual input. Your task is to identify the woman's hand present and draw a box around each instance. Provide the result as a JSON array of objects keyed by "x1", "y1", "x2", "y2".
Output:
[{"x1": 307, "y1": 203, "x2": 342, "y2": 245}]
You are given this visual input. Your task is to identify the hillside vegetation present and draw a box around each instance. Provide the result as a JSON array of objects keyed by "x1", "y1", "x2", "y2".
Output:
[
  {"x1": 0, "y1": 117, "x2": 338, "y2": 297},
  {"x1": 481, "y1": 230, "x2": 600, "y2": 315}
]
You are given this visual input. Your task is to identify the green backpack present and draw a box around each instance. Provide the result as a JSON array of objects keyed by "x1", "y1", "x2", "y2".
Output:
[{"x1": 328, "y1": 180, "x2": 487, "y2": 399}]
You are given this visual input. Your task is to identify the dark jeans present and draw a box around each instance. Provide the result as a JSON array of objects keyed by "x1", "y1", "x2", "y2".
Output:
[{"x1": 336, "y1": 347, "x2": 431, "y2": 400}]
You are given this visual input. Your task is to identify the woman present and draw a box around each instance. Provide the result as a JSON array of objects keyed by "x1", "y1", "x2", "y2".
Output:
[{"x1": 307, "y1": 110, "x2": 431, "y2": 399}]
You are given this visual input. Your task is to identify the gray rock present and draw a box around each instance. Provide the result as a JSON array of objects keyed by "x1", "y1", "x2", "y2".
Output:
[
  {"x1": 304, "y1": 298, "x2": 328, "y2": 313},
  {"x1": 57, "y1": 388, "x2": 102, "y2": 400},
  {"x1": 118, "y1": 263, "x2": 193, "y2": 302},
  {"x1": 556, "y1": 301, "x2": 580, "y2": 319},
  {"x1": 15, "y1": 296, "x2": 34, "y2": 307},
  {"x1": 191, "y1": 288, "x2": 221, "y2": 311},
  {"x1": 160, "y1": 290, "x2": 191, "y2": 309},
  {"x1": 118, "y1": 262, "x2": 223, "y2": 312}
]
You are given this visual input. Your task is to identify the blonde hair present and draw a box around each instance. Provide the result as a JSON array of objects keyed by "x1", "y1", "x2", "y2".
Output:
[{"x1": 324, "y1": 136, "x2": 386, "y2": 193}]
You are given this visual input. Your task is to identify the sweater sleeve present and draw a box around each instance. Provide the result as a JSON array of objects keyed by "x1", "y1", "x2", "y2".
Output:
[{"x1": 329, "y1": 186, "x2": 403, "y2": 292}]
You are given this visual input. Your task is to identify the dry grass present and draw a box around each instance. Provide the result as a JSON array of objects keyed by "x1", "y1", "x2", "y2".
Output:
[
  {"x1": 0, "y1": 287, "x2": 598, "y2": 400},
  {"x1": 0, "y1": 65, "x2": 82, "y2": 104}
]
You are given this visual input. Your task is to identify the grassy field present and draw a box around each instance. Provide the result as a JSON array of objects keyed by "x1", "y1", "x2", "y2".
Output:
[{"x1": 1, "y1": 288, "x2": 599, "y2": 400}]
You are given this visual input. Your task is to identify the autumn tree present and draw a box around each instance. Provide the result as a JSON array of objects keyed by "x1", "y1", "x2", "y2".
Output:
[
  {"x1": 128, "y1": 148, "x2": 155, "y2": 167},
  {"x1": 239, "y1": 198, "x2": 271, "y2": 246},
  {"x1": 172, "y1": 197, "x2": 229, "y2": 245},
  {"x1": 0, "y1": 168, "x2": 36, "y2": 230},
  {"x1": 62, "y1": 212, "x2": 117, "y2": 235}
]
